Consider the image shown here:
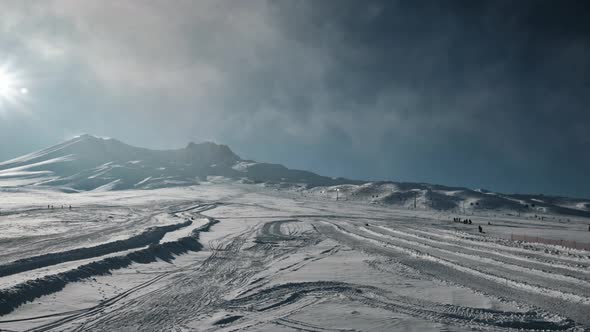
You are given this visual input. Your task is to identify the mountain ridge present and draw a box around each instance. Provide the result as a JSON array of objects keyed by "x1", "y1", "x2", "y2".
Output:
[
  {"x1": 0, "y1": 134, "x2": 357, "y2": 191},
  {"x1": 1, "y1": 135, "x2": 589, "y2": 218}
]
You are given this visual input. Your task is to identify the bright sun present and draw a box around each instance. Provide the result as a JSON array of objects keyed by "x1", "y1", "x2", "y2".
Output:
[{"x1": 0, "y1": 64, "x2": 28, "y2": 109}]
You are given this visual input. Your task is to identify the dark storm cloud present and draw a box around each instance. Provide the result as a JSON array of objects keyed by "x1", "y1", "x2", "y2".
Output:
[
  {"x1": 0, "y1": 0, "x2": 589, "y2": 197},
  {"x1": 258, "y1": 0, "x2": 590, "y2": 197}
]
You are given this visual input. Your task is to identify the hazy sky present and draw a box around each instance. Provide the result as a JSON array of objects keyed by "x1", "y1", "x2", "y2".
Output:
[{"x1": 0, "y1": 0, "x2": 589, "y2": 198}]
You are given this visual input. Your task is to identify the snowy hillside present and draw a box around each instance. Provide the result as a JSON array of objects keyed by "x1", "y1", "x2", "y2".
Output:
[
  {"x1": 1, "y1": 135, "x2": 589, "y2": 218},
  {"x1": 0, "y1": 135, "x2": 354, "y2": 191},
  {"x1": 303, "y1": 182, "x2": 590, "y2": 219}
]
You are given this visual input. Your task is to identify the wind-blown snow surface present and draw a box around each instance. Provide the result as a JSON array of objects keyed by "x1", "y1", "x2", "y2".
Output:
[{"x1": 1, "y1": 184, "x2": 589, "y2": 331}]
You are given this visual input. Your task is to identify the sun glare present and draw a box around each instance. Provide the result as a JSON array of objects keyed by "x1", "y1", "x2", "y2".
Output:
[{"x1": 0, "y1": 63, "x2": 28, "y2": 110}]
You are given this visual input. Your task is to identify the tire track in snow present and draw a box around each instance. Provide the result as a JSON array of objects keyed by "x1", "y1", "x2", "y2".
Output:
[
  {"x1": 322, "y1": 221, "x2": 590, "y2": 307},
  {"x1": 223, "y1": 281, "x2": 577, "y2": 331},
  {"x1": 402, "y1": 225, "x2": 590, "y2": 276},
  {"x1": 22, "y1": 268, "x2": 178, "y2": 332},
  {"x1": 0, "y1": 215, "x2": 219, "y2": 317},
  {"x1": 434, "y1": 228, "x2": 590, "y2": 265},
  {"x1": 0, "y1": 203, "x2": 218, "y2": 280},
  {"x1": 64, "y1": 219, "x2": 320, "y2": 331},
  {"x1": 0, "y1": 220, "x2": 192, "y2": 279},
  {"x1": 371, "y1": 226, "x2": 590, "y2": 289}
]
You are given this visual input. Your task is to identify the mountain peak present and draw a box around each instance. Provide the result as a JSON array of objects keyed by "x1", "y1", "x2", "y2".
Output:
[
  {"x1": 74, "y1": 134, "x2": 111, "y2": 141},
  {"x1": 186, "y1": 140, "x2": 228, "y2": 148},
  {"x1": 184, "y1": 141, "x2": 240, "y2": 164},
  {"x1": 186, "y1": 141, "x2": 215, "y2": 149},
  {"x1": 0, "y1": 136, "x2": 243, "y2": 191}
]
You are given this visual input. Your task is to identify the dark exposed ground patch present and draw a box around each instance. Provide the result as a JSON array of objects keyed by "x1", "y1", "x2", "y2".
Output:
[{"x1": 213, "y1": 315, "x2": 243, "y2": 325}]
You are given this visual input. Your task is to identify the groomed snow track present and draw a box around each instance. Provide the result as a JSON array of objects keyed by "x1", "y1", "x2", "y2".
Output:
[
  {"x1": 317, "y1": 221, "x2": 590, "y2": 329},
  {"x1": 0, "y1": 204, "x2": 219, "y2": 317}
]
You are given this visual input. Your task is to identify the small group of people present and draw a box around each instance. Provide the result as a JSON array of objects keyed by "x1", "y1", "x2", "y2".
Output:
[
  {"x1": 453, "y1": 217, "x2": 484, "y2": 233},
  {"x1": 47, "y1": 205, "x2": 72, "y2": 210},
  {"x1": 453, "y1": 217, "x2": 472, "y2": 224}
]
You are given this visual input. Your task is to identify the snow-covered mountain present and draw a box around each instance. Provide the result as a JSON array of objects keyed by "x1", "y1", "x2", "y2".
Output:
[
  {"x1": 1, "y1": 134, "x2": 589, "y2": 217},
  {"x1": 0, "y1": 134, "x2": 356, "y2": 191}
]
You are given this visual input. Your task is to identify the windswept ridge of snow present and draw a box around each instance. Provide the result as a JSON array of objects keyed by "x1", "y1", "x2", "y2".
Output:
[
  {"x1": 0, "y1": 155, "x2": 75, "y2": 187},
  {"x1": 87, "y1": 166, "x2": 115, "y2": 179},
  {"x1": 135, "y1": 176, "x2": 152, "y2": 186},
  {"x1": 0, "y1": 155, "x2": 75, "y2": 177},
  {"x1": 91, "y1": 179, "x2": 121, "y2": 192},
  {"x1": 0, "y1": 170, "x2": 53, "y2": 178},
  {"x1": 0, "y1": 137, "x2": 85, "y2": 167},
  {"x1": 232, "y1": 161, "x2": 258, "y2": 172}
]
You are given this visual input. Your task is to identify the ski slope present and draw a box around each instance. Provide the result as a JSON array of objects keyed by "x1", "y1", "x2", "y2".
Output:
[{"x1": 0, "y1": 184, "x2": 589, "y2": 331}]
